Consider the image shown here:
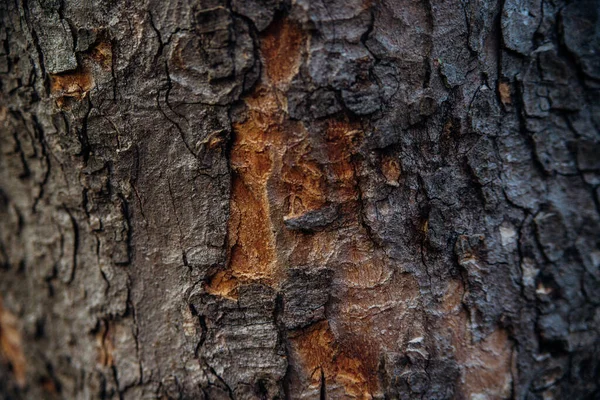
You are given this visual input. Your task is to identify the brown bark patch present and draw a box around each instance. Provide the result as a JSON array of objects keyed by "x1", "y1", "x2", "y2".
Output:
[
  {"x1": 498, "y1": 81, "x2": 512, "y2": 106},
  {"x1": 261, "y1": 18, "x2": 305, "y2": 86},
  {"x1": 461, "y1": 328, "x2": 513, "y2": 398},
  {"x1": 0, "y1": 106, "x2": 7, "y2": 123},
  {"x1": 50, "y1": 67, "x2": 94, "y2": 106},
  {"x1": 88, "y1": 41, "x2": 113, "y2": 71},
  {"x1": 218, "y1": 87, "x2": 282, "y2": 289},
  {"x1": 96, "y1": 320, "x2": 115, "y2": 367},
  {"x1": 381, "y1": 155, "x2": 401, "y2": 186},
  {"x1": 281, "y1": 123, "x2": 327, "y2": 218},
  {"x1": 441, "y1": 280, "x2": 513, "y2": 399},
  {"x1": 211, "y1": 18, "x2": 308, "y2": 293},
  {"x1": 290, "y1": 321, "x2": 378, "y2": 399},
  {"x1": 205, "y1": 270, "x2": 239, "y2": 300},
  {"x1": 324, "y1": 119, "x2": 363, "y2": 205},
  {"x1": 228, "y1": 176, "x2": 278, "y2": 282},
  {"x1": 209, "y1": 15, "x2": 419, "y2": 397},
  {"x1": 49, "y1": 41, "x2": 112, "y2": 108},
  {"x1": 0, "y1": 298, "x2": 26, "y2": 386}
]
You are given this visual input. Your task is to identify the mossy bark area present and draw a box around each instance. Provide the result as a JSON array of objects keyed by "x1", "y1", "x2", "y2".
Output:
[{"x1": 1, "y1": 0, "x2": 599, "y2": 399}]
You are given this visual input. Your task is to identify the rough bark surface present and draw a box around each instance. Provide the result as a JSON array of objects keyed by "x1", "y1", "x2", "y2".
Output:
[{"x1": 1, "y1": 0, "x2": 599, "y2": 399}]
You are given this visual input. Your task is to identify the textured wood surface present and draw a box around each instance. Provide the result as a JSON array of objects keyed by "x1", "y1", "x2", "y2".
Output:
[{"x1": 1, "y1": 0, "x2": 599, "y2": 398}]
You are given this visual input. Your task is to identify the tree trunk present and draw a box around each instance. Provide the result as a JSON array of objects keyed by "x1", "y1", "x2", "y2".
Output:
[{"x1": 1, "y1": 0, "x2": 599, "y2": 398}]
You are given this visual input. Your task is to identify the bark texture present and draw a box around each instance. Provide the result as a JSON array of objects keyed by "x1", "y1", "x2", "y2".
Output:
[{"x1": 1, "y1": 0, "x2": 599, "y2": 399}]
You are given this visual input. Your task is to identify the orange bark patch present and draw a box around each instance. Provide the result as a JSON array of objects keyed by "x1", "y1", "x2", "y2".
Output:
[
  {"x1": 221, "y1": 87, "x2": 282, "y2": 289},
  {"x1": 206, "y1": 270, "x2": 239, "y2": 299},
  {"x1": 290, "y1": 321, "x2": 378, "y2": 399},
  {"x1": 261, "y1": 18, "x2": 306, "y2": 85},
  {"x1": 210, "y1": 18, "x2": 309, "y2": 294},
  {"x1": 228, "y1": 177, "x2": 278, "y2": 282},
  {"x1": 0, "y1": 298, "x2": 26, "y2": 386},
  {"x1": 50, "y1": 67, "x2": 94, "y2": 104}
]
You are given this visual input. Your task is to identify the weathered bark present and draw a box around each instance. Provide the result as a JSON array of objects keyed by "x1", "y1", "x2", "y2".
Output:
[{"x1": 0, "y1": 0, "x2": 599, "y2": 398}]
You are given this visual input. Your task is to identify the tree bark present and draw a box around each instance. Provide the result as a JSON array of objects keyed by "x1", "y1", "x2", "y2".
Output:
[{"x1": 1, "y1": 0, "x2": 599, "y2": 399}]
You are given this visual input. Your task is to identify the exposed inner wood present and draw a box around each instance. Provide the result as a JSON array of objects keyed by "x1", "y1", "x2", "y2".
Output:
[{"x1": 0, "y1": 298, "x2": 26, "y2": 387}]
